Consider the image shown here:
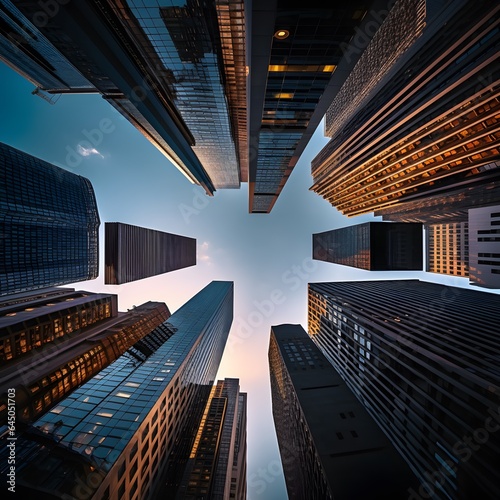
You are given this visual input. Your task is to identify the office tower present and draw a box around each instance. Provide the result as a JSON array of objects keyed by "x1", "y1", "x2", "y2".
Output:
[
  {"x1": 0, "y1": 287, "x2": 170, "y2": 422},
  {"x1": 426, "y1": 222, "x2": 469, "y2": 278},
  {"x1": 468, "y1": 206, "x2": 500, "y2": 289},
  {"x1": 269, "y1": 324, "x2": 419, "y2": 499},
  {"x1": 313, "y1": 222, "x2": 422, "y2": 271},
  {"x1": 247, "y1": 0, "x2": 394, "y2": 213},
  {"x1": 0, "y1": 0, "x2": 247, "y2": 193},
  {"x1": 310, "y1": 0, "x2": 500, "y2": 217},
  {"x1": 308, "y1": 280, "x2": 500, "y2": 499},
  {"x1": 0, "y1": 281, "x2": 233, "y2": 499},
  {"x1": 375, "y1": 172, "x2": 500, "y2": 224},
  {"x1": 0, "y1": 141, "x2": 100, "y2": 296},
  {"x1": 175, "y1": 378, "x2": 247, "y2": 499},
  {"x1": 105, "y1": 222, "x2": 196, "y2": 285}
]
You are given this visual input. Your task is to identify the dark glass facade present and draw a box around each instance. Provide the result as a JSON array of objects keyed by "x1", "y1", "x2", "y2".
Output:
[
  {"x1": 0, "y1": 0, "x2": 248, "y2": 193},
  {"x1": 313, "y1": 222, "x2": 423, "y2": 271},
  {"x1": 0, "y1": 288, "x2": 170, "y2": 423},
  {"x1": 269, "y1": 323, "x2": 419, "y2": 499},
  {"x1": 0, "y1": 281, "x2": 234, "y2": 499},
  {"x1": 311, "y1": 0, "x2": 500, "y2": 217},
  {"x1": 0, "y1": 142, "x2": 100, "y2": 296},
  {"x1": 248, "y1": 0, "x2": 390, "y2": 213},
  {"x1": 175, "y1": 378, "x2": 247, "y2": 499},
  {"x1": 308, "y1": 280, "x2": 500, "y2": 499},
  {"x1": 105, "y1": 222, "x2": 196, "y2": 285}
]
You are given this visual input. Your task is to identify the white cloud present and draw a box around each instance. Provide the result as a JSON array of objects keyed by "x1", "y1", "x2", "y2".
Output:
[
  {"x1": 77, "y1": 144, "x2": 104, "y2": 158},
  {"x1": 199, "y1": 241, "x2": 212, "y2": 266}
]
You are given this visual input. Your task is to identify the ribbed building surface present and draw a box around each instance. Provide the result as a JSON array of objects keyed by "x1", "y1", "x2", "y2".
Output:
[
  {"x1": 0, "y1": 141, "x2": 100, "y2": 296},
  {"x1": 313, "y1": 222, "x2": 423, "y2": 271},
  {"x1": 308, "y1": 280, "x2": 500, "y2": 499},
  {"x1": 0, "y1": 281, "x2": 234, "y2": 500},
  {"x1": 311, "y1": 0, "x2": 500, "y2": 217},
  {"x1": 105, "y1": 222, "x2": 196, "y2": 284},
  {"x1": 269, "y1": 323, "x2": 419, "y2": 499},
  {"x1": 0, "y1": 288, "x2": 170, "y2": 422}
]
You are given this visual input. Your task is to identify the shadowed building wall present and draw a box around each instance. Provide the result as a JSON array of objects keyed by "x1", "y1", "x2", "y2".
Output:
[
  {"x1": 269, "y1": 323, "x2": 420, "y2": 500},
  {"x1": 313, "y1": 222, "x2": 423, "y2": 271},
  {"x1": 105, "y1": 222, "x2": 196, "y2": 284},
  {"x1": 308, "y1": 280, "x2": 500, "y2": 499}
]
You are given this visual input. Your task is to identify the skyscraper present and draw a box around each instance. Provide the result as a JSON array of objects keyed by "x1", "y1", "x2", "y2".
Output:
[
  {"x1": 174, "y1": 378, "x2": 247, "y2": 499},
  {"x1": 308, "y1": 280, "x2": 500, "y2": 499},
  {"x1": 310, "y1": 0, "x2": 499, "y2": 218},
  {"x1": 0, "y1": 0, "x2": 247, "y2": 193},
  {"x1": 105, "y1": 222, "x2": 196, "y2": 285},
  {"x1": 468, "y1": 205, "x2": 500, "y2": 289},
  {"x1": 0, "y1": 287, "x2": 170, "y2": 422},
  {"x1": 0, "y1": 141, "x2": 100, "y2": 296},
  {"x1": 247, "y1": 0, "x2": 393, "y2": 213},
  {"x1": 269, "y1": 323, "x2": 419, "y2": 499},
  {"x1": 0, "y1": 281, "x2": 234, "y2": 499},
  {"x1": 313, "y1": 222, "x2": 423, "y2": 271},
  {"x1": 426, "y1": 222, "x2": 470, "y2": 278}
]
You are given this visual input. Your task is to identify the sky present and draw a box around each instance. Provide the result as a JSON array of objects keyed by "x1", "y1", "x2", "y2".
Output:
[{"x1": 2, "y1": 60, "x2": 499, "y2": 499}]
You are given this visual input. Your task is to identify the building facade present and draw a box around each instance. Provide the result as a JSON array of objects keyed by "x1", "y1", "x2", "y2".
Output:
[
  {"x1": 313, "y1": 222, "x2": 422, "y2": 271},
  {"x1": 426, "y1": 223, "x2": 469, "y2": 278},
  {"x1": 175, "y1": 378, "x2": 247, "y2": 499},
  {"x1": 310, "y1": 0, "x2": 500, "y2": 218},
  {"x1": 468, "y1": 205, "x2": 500, "y2": 289},
  {"x1": 0, "y1": 0, "x2": 247, "y2": 193},
  {"x1": 269, "y1": 323, "x2": 419, "y2": 499},
  {"x1": 308, "y1": 280, "x2": 500, "y2": 499},
  {"x1": 247, "y1": 0, "x2": 394, "y2": 213},
  {"x1": 0, "y1": 281, "x2": 234, "y2": 499},
  {"x1": 105, "y1": 222, "x2": 196, "y2": 285},
  {"x1": 0, "y1": 141, "x2": 100, "y2": 296},
  {"x1": 0, "y1": 288, "x2": 170, "y2": 422}
]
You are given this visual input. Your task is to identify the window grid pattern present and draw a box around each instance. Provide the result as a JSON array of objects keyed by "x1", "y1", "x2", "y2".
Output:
[
  {"x1": 1, "y1": 142, "x2": 100, "y2": 296},
  {"x1": 308, "y1": 280, "x2": 500, "y2": 499}
]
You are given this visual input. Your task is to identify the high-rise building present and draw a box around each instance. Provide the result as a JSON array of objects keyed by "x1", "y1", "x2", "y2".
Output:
[
  {"x1": 247, "y1": 0, "x2": 394, "y2": 213},
  {"x1": 426, "y1": 222, "x2": 469, "y2": 278},
  {"x1": 308, "y1": 280, "x2": 500, "y2": 499},
  {"x1": 0, "y1": 287, "x2": 170, "y2": 422},
  {"x1": 0, "y1": 0, "x2": 247, "y2": 193},
  {"x1": 375, "y1": 171, "x2": 500, "y2": 224},
  {"x1": 313, "y1": 222, "x2": 422, "y2": 271},
  {"x1": 310, "y1": 0, "x2": 500, "y2": 218},
  {"x1": 0, "y1": 281, "x2": 233, "y2": 499},
  {"x1": 0, "y1": 141, "x2": 100, "y2": 296},
  {"x1": 104, "y1": 222, "x2": 196, "y2": 285},
  {"x1": 175, "y1": 378, "x2": 247, "y2": 499},
  {"x1": 468, "y1": 205, "x2": 500, "y2": 289},
  {"x1": 269, "y1": 323, "x2": 419, "y2": 499}
]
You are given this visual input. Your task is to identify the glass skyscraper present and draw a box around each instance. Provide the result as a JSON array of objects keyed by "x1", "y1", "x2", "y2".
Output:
[
  {"x1": 0, "y1": 281, "x2": 234, "y2": 499},
  {"x1": 0, "y1": 0, "x2": 247, "y2": 194},
  {"x1": 313, "y1": 222, "x2": 423, "y2": 271},
  {"x1": 0, "y1": 142, "x2": 100, "y2": 296},
  {"x1": 105, "y1": 222, "x2": 197, "y2": 285},
  {"x1": 308, "y1": 280, "x2": 500, "y2": 499},
  {"x1": 0, "y1": 288, "x2": 170, "y2": 423}
]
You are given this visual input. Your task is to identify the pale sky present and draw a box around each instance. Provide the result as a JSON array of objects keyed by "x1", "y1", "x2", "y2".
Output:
[{"x1": 1, "y1": 62, "x2": 497, "y2": 500}]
